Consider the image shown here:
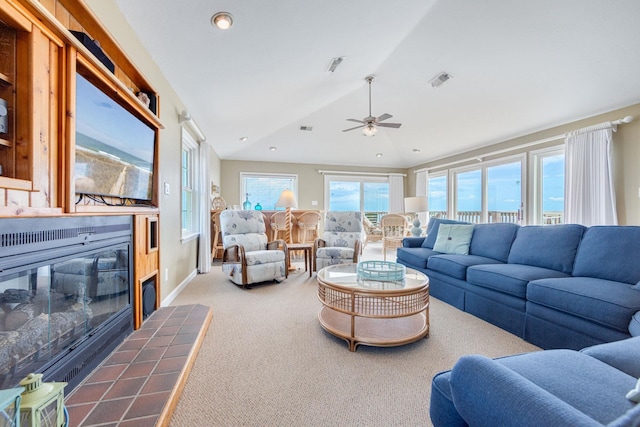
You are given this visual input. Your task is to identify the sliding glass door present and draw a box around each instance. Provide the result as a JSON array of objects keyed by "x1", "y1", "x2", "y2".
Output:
[{"x1": 325, "y1": 176, "x2": 389, "y2": 224}]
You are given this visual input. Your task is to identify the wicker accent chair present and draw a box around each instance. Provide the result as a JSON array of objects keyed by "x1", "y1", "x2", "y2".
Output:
[
  {"x1": 297, "y1": 211, "x2": 322, "y2": 243},
  {"x1": 380, "y1": 213, "x2": 408, "y2": 261},
  {"x1": 362, "y1": 216, "x2": 383, "y2": 249},
  {"x1": 314, "y1": 211, "x2": 362, "y2": 272},
  {"x1": 220, "y1": 210, "x2": 288, "y2": 288},
  {"x1": 270, "y1": 211, "x2": 289, "y2": 241}
]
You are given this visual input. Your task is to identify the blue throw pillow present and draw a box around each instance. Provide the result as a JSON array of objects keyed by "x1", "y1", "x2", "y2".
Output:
[
  {"x1": 422, "y1": 219, "x2": 469, "y2": 249},
  {"x1": 433, "y1": 224, "x2": 474, "y2": 255}
]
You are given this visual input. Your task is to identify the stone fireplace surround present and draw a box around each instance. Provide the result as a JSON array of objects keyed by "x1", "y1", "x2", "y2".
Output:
[{"x1": 0, "y1": 215, "x2": 134, "y2": 391}]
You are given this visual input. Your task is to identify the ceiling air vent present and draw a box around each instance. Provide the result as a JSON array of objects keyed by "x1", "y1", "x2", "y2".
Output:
[
  {"x1": 299, "y1": 126, "x2": 313, "y2": 131},
  {"x1": 327, "y1": 56, "x2": 345, "y2": 73},
  {"x1": 429, "y1": 71, "x2": 452, "y2": 88}
]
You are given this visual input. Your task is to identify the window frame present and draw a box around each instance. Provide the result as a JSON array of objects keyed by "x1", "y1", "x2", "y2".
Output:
[
  {"x1": 181, "y1": 129, "x2": 199, "y2": 241},
  {"x1": 323, "y1": 174, "x2": 389, "y2": 222},
  {"x1": 427, "y1": 171, "x2": 448, "y2": 219},
  {"x1": 239, "y1": 172, "x2": 298, "y2": 210},
  {"x1": 450, "y1": 153, "x2": 526, "y2": 224},
  {"x1": 530, "y1": 145, "x2": 565, "y2": 225}
]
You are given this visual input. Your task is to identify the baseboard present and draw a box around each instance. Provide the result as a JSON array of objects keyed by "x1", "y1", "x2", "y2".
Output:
[{"x1": 161, "y1": 268, "x2": 197, "y2": 307}]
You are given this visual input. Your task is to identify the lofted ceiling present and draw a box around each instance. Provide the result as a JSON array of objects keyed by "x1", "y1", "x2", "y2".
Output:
[{"x1": 113, "y1": 0, "x2": 640, "y2": 169}]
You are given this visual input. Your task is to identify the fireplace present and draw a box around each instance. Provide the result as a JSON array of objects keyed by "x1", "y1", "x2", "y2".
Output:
[{"x1": 0, "y1": 216, "x2": 134, "y2": 391}]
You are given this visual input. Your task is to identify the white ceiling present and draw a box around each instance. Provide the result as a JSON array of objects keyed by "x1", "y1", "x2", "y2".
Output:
[{"x1": 114, "y1": 0, "x2": 640, "y2": 169}]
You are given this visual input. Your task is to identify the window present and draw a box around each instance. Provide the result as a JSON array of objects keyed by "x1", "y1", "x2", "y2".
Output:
[
  {"x1": 240, "y1": 173, "x2": 297, "y2": 210},
  {"x1": 455, "y1": 168, "x2": 482, "y2": 223},
  {"x1": 181, "y1": 130, "x2": 199, "y2": 238},
  {"x1": 452, "y1": 155, "x2": 525, "y2": 224},
  {"x1": 427, "y1": 173, "x2": 447, "y2": 218},
  {"x1": 487, "y1": 161, "x2": 522, "y2": 224},
  {"x1": 533, "y1": 148, "x2": 565, "y2": 224},
  {"x1": 325, "y1": 175, "x2": 389, "y2": 224}
]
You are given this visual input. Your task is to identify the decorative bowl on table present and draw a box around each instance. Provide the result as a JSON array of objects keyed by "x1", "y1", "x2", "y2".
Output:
[{"x1": 357, "y1": 260, "x2": 406, "y2": 282}]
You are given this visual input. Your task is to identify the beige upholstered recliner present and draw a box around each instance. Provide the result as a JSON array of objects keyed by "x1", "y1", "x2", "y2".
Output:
[
  {"x1": 313, "y1": 211, "x2": 362, "y2": 272},
  {"x1": 220, "y1": 210, "x2": 288, "y2": 288}
]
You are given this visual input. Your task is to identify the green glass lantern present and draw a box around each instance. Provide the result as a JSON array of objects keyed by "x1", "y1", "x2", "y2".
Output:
[
  {"x1": 19, "y1": 373, "x2": 67, "y2": 427},
  {"x1": 0, "y1": 386, "x2": 24, "y2": 427}
]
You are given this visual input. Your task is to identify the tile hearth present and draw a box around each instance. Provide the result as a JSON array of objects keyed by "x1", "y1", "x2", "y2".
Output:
[{"x1": 65, "y1": 304, "x2": 211, "y2": 427}]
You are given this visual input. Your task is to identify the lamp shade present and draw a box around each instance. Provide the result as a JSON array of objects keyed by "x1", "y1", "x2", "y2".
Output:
[
  {"x1": 276, "y1": 189, "x2": 298, "y2": 209},
  {"x1": 404, "y1": 196, "x2": 428, "y2": 213}
]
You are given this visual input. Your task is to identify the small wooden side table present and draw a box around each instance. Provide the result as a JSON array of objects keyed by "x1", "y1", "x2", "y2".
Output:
[{"x1": 287, "y1": 243, "x2": 313, "y2": 277}]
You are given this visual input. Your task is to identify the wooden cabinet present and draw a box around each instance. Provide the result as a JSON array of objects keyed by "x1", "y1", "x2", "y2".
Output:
[
  {"x1": 0, "y1": 0, "x2": 164, "y2": 330},
  {"x1": 0, "y1": 0, "x2": 162, "y2": 215},
  {"x1": 133, "y1": 213, "x2": 159, "y2": 329}
]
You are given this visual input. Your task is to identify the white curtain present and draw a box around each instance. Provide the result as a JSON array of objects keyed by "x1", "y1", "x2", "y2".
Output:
[
  {"x1": 564, "y1": 127, "x2": 617, "y2": 226},
  {"x1": 415, "y1": 169, "x2": 428, "y2": 225},
  {"x1": 197, "y1": 141, "x2": 212, "y2": 273},
  {"x1": 388, "y1": 174, "x2": 405, "y2": 213}
]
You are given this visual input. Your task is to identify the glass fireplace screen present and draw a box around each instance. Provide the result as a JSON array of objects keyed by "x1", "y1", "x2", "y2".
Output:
[{"x1": 0, "y1": 245, "x2": 130, "y2": 388}]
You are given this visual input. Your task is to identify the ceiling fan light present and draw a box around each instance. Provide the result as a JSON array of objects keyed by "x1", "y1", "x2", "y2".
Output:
[
  {"x1": 212, "y1": 12, "x2": 233, "y2": 29},
  {"x1": 363, "y1": 124, "x2": 377, "y2": 136}
]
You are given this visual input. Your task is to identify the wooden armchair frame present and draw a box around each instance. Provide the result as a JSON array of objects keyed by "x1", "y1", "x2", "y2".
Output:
[{"x1": 222, "y1": 239, "x2": 289, "y2": 288}]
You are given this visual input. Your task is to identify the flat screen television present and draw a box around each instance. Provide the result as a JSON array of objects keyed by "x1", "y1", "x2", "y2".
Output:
[{"x1": 75, "y1": 73, "x2": 156, "y2": 201}]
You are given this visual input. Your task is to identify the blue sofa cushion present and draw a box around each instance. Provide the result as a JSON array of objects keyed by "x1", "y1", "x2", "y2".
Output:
[
  {"x1": 467, "y1": 264, "x2": 569, "y2": 299},
  {"x1": 450, "y1": 352, "x2": 637, "y2": 426},
  {"x1": 496, "y1": 350, "x2": 638, "y2": 425},
  {"x1": 422, "y1": 218, "x2": 469, "y2": 249},
  {"x1": 428, "y1": 254, "x2": 503, "y2": 281},
  {"x1": 572, "y1": 226, "x2": 640, "y2": 284},
  {"x1": 469, "y1": 222, "x2": 519, "y2": 263},
  {"x1": 581, "y1": 336, "x2": 640, "y2": 378},
  {"x1": 396, "y1": 247, "x2": 440, "y2": 269},
  {"x1": 507, "y1": 224, "x2": 586, "y2": 274},
  {"x1": 527, "y1": 277, "x2": 640, "y2": 333}
]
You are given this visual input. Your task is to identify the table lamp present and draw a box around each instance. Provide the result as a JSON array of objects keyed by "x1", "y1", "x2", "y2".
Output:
[
  {"x1": 404, "y1": 196, "x2": 428, "y2": 237},
  {"x1": 276, "y1": 189, "x2": 298, "y2": 244}
]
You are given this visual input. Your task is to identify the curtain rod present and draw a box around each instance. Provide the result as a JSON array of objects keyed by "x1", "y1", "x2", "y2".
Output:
[
  {"x1": 318, "y1": 170, "x2": 406, "y2": 177},
  {"x1": 417, "y1": 115, "x2": 634, "y2": 173},
  {"x1": 179, "y1": 110, "x2": 206, "y2": 142}
]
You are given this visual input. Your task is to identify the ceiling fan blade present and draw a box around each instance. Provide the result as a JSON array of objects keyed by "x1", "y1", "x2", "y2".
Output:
[
  {"x1": 377, "y1": 113, "x2": 393, "y2": 122},
  {"x1": 342, "y1": 124, "x2": 366, "y2": 132},
  {"x1": 377, "y1": 122, "x2": 402, "y2": 128},
  {"x1": 346, "y1": 118, "x2": 365, "y2": 124}
]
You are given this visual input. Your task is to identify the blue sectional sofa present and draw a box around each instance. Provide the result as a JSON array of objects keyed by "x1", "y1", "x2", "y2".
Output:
[
  {"x1": 396, "y1": 219, "x2": 640, "y2": 350},
  {"x1": 430, "y1": 336, "x2": 640, "y2": 426}
]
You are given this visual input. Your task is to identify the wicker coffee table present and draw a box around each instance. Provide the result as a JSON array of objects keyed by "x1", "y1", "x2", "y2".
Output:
[{"x1": 317, "y1": 263, "x2": 429, "y2": 351}]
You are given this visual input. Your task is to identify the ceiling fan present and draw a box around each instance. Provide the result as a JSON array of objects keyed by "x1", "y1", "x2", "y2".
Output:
[{"x1": 343, "y1": 75, "x2": 402, "y2": 136}]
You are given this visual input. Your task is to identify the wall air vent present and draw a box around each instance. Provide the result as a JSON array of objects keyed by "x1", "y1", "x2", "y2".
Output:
[
  {"x1": 300, "y1": 126, "x2": 313, "y2": 131},
  {"x1": 429, "y1": 71, "x2": 453, "y2": 88}
]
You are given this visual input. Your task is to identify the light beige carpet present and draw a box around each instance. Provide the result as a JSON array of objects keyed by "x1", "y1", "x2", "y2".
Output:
[{"x1": 169, "y1": 243, "x2": 539, "y2": 426}]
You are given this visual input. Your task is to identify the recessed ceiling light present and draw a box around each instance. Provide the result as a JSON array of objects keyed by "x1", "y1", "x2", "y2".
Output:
[
  {"x1": 376, "y1": 153, "x2": 383, "y2": 158},
  {"x1": 239, "y1": 136, "x2": 248, "y2": 142},
  {"x1": 211, "y1": 12, "x2": 233, "y2": 30},
  {"x1": 412, "y1": 148, "x2": 421, "y2": 153},
  {"x1": 269, "y1": 146, "x2": 277, "y2": 152}
]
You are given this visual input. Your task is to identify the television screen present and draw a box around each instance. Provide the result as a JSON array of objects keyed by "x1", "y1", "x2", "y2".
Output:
[{"x1": 75, "y1": 73, "x2": 156, "y2": 201}]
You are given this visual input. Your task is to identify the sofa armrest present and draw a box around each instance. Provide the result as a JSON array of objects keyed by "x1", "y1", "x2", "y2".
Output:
[
  {"x1": 449, "y1": 355, "x2": 600, "y2": 427},
  {"x1": 402, "y1": 237, "x2": 425, "y2": 248}
]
